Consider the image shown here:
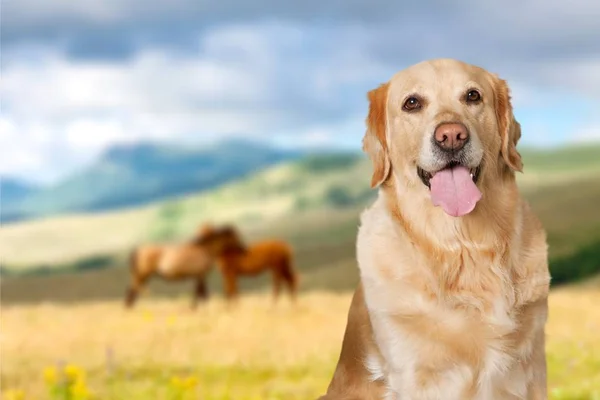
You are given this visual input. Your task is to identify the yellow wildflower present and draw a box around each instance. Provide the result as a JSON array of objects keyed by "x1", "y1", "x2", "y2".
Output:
[
  {"x1": 170, "y1": 374, "x2": 198, "y2": 394},
  {"x1": 70, "y1": 379, "x2": 91, "y2": 399},
  {"x1": 3, "y1": 389, "x2": 25, "y2": 400},
  {"x1": 42, "y1": 366, "x2": 58, "y2": 386},
  {"x1": 143, "y1": 310, "x2": 154, "y2": 322},
  {"x1": 167, "y1": 315, "x2": 177, "y2": 326},
  {"x1": 170, "y1": 376, "x2": 183, "y2": 388},
  {"x1": 64, "y1": 364, "x2": 85, "y2": 383},
  {"x1": 183, "y1": 376, "x2": 198, "y2": 389}
]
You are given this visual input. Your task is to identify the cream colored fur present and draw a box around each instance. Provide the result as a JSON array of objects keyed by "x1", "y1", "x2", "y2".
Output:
[{"x1": 319, "y1": 59, "x2": 550, "y2": 400}]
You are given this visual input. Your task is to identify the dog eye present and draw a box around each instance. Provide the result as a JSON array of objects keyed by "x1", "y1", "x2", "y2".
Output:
[
  {"x1": 466, "y1": 90, "x2": 481, "y2": 103},
  {"x1": 402, "y1": 96, "x2": 422, "y2": 111}
]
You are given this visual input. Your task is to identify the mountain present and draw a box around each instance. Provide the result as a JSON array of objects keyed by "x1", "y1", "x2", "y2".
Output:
[
  {"x1": 1, "y1": 139, "x2": 304, "y2": 223},
  {"x1": 1, "y1": 178, "x2": 39, "y2": 203},
  {"x1": 1, "y1": 179, "x2": 41, "y2": 222}
]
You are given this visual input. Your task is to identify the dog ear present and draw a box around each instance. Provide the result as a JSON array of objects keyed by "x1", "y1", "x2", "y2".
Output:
[
  {"x1": 363, "y1": 82, "x2": 392, "y2": 188},
  {"x1": 493, "y1": 76, "x2": 523, "y2": 172}
]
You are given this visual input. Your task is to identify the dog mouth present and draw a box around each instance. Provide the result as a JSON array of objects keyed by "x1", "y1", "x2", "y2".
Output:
[
  {"x1": 416, "y1": 161, "x2": 483, "y2": 217},
  {"x1": 417, "y1": 161, "x2": 481, "y2": 189}
]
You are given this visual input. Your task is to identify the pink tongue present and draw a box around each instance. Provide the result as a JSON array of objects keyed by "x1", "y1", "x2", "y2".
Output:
[{"x1": 430, "y1": 165, "x2": 482, "y2": 217}]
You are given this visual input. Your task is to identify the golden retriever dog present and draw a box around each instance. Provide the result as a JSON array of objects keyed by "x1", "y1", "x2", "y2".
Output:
[{"x1": 319, "y1": 59, "x2": 551, "y2": 399}]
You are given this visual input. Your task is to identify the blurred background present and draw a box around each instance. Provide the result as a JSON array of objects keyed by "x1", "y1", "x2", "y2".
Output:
[{"x1": 1, "y1": 1, "x2": 599, "y2": 399}]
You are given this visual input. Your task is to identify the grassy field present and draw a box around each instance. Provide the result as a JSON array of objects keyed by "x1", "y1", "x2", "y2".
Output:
[{"x1": 2, "y1": 285, "x2": 600, "y2": 400}]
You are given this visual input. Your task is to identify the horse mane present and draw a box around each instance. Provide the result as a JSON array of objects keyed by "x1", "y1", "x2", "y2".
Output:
[
  {"x1": 189, "y1": 235, "x2": 208, "y2": 247},
  {"x1": 190, "y1": 223, "x2": 217, "y2": 246},
  {"x1": 220, "y1": 225, "x2": 248, "y2": 254},
  {"x1": 189, "y1": 223, "x2": 248, "y2": 254},
  {"x1": 223, "y1": 242, "x2": 248, "y2": 255}
]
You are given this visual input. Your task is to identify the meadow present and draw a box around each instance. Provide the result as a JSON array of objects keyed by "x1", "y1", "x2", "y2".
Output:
[
  {"x1": 1, "y1": 145, "x2": 600, "y2": 399},
  {"x1": 2, "y1": 285, "x2": 600, "y2": 400}
]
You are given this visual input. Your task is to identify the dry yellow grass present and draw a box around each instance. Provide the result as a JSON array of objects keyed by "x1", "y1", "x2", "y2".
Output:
[{"x1": 1, "y1": 286, "x2": 599, "y2": 399}]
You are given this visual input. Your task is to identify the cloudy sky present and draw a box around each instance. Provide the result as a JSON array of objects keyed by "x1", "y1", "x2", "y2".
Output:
[{"x1": 2, "y1": 0, "x2": 599, "y2": 183}]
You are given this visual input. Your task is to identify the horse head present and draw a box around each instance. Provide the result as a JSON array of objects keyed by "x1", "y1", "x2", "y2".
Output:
[
  {"x1": 192, "y1": 223, "x2": 247, "y2": 255},
  {"x1": 216, "y1": 225, "x2": 248, "y2": 255}
]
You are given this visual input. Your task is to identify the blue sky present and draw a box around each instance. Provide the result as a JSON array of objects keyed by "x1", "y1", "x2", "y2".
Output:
[{"x1": 1, "y1": 0, "x2": 599, "y2": 183}]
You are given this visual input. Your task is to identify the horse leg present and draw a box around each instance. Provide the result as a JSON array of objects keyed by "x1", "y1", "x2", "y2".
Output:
[
  {"x1": 125, "y1": 285, "x2": 138, "y2": 308},
  {"x1": 223, "y1": 269, "x2": 239, "y2": 307},
  {"x1": 125, "y1": 274, "x2": 149, "y2": 309},
  {"x1": 191, "y1": 277, "x2": 209, "y2": 309}
]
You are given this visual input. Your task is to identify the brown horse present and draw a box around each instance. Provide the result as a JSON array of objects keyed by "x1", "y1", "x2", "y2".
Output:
[
  {"x1": 124, "y1": 225, "x2": 221, "y2": 309},
  {"x1": 196, "y1": 225, "x2": 298, "y2": 303}
]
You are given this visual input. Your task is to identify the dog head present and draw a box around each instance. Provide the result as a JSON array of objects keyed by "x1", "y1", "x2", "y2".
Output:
[{"x1": 363, "y1": 58, "x2": 522, "y2": 217}]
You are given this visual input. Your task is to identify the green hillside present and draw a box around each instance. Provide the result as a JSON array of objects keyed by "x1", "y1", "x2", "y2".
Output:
[
  {"x1": 0, "y1": 153, "x2": 370, "y2": 269},
  {"x1": 1, "y1": 139, "x2": 303, "y2": 223},
  {"x1": 520, "y1": 144, "x2": 600, "y2": 173}
]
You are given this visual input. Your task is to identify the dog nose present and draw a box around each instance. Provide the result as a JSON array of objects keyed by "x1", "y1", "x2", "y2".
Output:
[{"x1": 434, "y1": 123, "x2": 469, "y2": 151}]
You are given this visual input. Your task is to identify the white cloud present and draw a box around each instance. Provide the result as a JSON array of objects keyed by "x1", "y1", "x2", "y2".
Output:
[
  {"x1": 536, "y1": 58, "x2": 600, "y2": 101},
  {"x1": 1, "y1": 24, "x2": 388, "y2": 182},
  {"x1": 3, "y1": 0, "x2": 199, "y2": 29},
  {"x1": 6, "y1": 0, "x2": 600, "y2": 37},
  {"x1": 272, "y1": 116, "x2": 366, "y2": 150},
  {"x1": 0, "y1": 117, "x2": 76, "y2": 182},
  {"x1": 64, "y1": 119, "x2": 128, "y2": 151},
  {"x1": 0, "y1": 53, "x2": 271, "y2": 181},
  {"x1": 2, "y1": 48, "x2": 269, "y2": 120},
  {"x1": 1, "y1": 37, "x2": 274, "y2": 182},
  {"x1": 0, "y1": 118, "x2": 43, "y2": 174},
  {"x1": 571, "y1": 125, "x2": 600, "y2": 144},
  {"x1": 3, "y1": 2, "x2": 600, "y2": 183}
]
